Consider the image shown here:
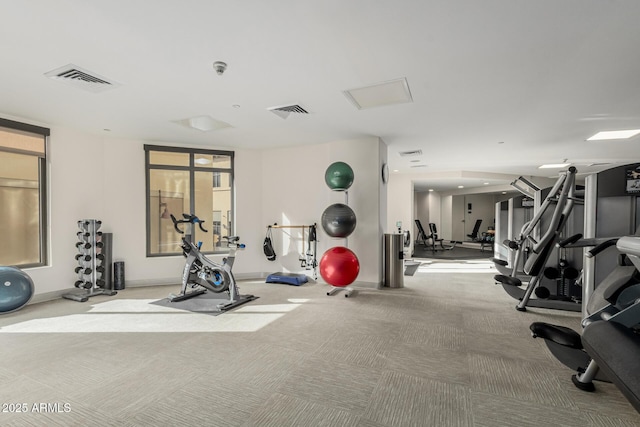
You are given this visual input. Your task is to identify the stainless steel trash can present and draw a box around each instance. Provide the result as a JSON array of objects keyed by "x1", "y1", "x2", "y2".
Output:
[{"x1": 384, "y1": 233, "x2": 404, "y2": 288}]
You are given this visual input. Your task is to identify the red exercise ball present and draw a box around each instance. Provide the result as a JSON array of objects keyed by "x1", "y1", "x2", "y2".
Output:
[{"x1": 319, "y1": 246, "x2": 360, "y2": 287}]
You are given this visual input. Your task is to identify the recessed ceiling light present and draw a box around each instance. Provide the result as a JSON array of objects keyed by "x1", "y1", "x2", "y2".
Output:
[
  {"x1": 343, "y1": 78, "x2": 413, "y2": 110},
  {"x1": 539, "y1": 163, "x2": 571, "y2": 169},
  {"x1": 458, "y1": 185, "x2": 464, "y2": 189},
  {"x1": 587, "y1": 129, "x2": 640, "y2": 140},
  {"x1": 502, "y1": 191, "x2": 507, "y2": 194},
  {"x1": 483, "y1": 182, "x2": 489, "y2": 185},
  {"x1": 393, "y1": 169, "x2": 399, "y2": 172},
  {"x1": 428, "y1": 189, "x2": 434, "y2": 192}
]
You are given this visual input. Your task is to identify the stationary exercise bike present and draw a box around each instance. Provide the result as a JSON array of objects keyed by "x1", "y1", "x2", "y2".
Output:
[{"x1": 168, "y1": 213, "x2": 257, "y2": 311}]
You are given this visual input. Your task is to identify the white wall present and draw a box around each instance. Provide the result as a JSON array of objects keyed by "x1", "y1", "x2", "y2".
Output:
[
  {"x1": 387, "y1": 173, "x2": 413, "y2": 237},
  {"x1": 378, "y1": 139, "x2": 388, "y2": 279},
  {"x1": 428, "y1": 191, "x2": 441, "y2": 229},
  {"x1": 415, "y1": 191, "x2": 429, "y2": 227},
  {"x1": 259, "y1": 143, "x2": 329, "y2": 275},
  {"x1": 257, "y1": 137, "x2": 387, "y2": 286},
  {"x1": 11, "y1": 114, "x2": 387, "y2": 299},
  {"x1": 440, "y1": 195, "x2": 453, "y2": 240},
  {"x1": 29, "y1": 126, "x2": 107, "y2": 295},
  {"x1": 462, "y1": 193, "x2": 496, "y2": 237},
  {"x1": 25, "y1": 126, "x2": 268, "y2": 299}
]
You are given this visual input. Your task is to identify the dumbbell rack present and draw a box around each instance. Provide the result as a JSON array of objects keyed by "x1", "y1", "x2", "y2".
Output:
[{"x1": 63, "y1": 219, "x2": 117, "y2": 302}]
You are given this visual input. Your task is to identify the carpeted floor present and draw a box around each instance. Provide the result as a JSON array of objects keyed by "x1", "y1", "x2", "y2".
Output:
[{"x1": 0, "y1": 265, "x2": 637, "y2": 426}]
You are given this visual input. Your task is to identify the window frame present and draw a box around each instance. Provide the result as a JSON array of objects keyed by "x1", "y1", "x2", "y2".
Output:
[
  {"x1": 144, "y1": 144, "x2": 234, "y2": 257},
  {"x1": 0, "y1": 117, "x2": 49, "y2": 268}
]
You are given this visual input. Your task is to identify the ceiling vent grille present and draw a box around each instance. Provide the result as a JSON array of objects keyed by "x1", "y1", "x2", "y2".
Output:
[
  {"x1": 399, "y1": 149, "x2": 423, "y2": 157},
  {"x1": 45, "y1": 64, "x2": 120, "y2": 93},
  {"x1": 267, "y1": 104, "x2": 310, "y2": 119},
  {"x1": 410, "y1": 164, "x2": 428, "y2": 168}
]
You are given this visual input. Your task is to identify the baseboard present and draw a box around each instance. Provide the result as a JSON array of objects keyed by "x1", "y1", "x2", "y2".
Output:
[
  {"x1": 28, "y1": 272, "x2": 269, "y2": 305},
  {"x1": 30, "y1": 290, "x2": 73, "y2": 305},
  {"x1": 27, "y1": 272, "x2": 379, "y2": 305}
]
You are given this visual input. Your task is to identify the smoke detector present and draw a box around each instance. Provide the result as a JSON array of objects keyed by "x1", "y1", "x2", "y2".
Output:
[{"x1": 213, "y1": 61, "x2": 227, "y2": 75}]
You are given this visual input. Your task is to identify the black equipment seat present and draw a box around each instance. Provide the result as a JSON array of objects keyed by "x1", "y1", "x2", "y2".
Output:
[
  {"x1": 582, "y1": 320, "x2": 640, "y2": 413},
  {"x1": 530, "y1": 322, "x2": 583, "y2": 349},
  {"x1": 429, "y1": 223, "x2": 443, "y2": 244},
  {"x1": 414, "y1": 219, "x2": 430, "y2": 247},
  {"x1": 494, "y1": 274, "x2": 522, "y2": 287},
  {"x1": 428, "y1": 223, "x2": 458, "y2": 251},
  {"x1": 467, "y1": 219, "x2": 483, "y2": 241},
  {"x1": 492, "y1": 258, "x2": 508, "y2": 267}
]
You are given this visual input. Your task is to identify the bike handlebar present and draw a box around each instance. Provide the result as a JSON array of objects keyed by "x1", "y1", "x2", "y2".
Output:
[
  {"x1": 169, "y1": 213, "x2": 245, "y2": 248},
  {"x1": 169, "y1": 213, "x2": 208, "y2": 234}
]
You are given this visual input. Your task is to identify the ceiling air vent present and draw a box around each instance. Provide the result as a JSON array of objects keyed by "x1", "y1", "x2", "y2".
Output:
[
  {"x1": 399, "y1": 149, "x2": 423, "y2": 157},
  {"x1": 410, "y1": 164, "x2": 428, "y2": 168},
  {"x1": 267, "y1": 104, "x2": 310, "y2": 119},
  {"x1": 44, "y1": 64, "x2": 121, "y2": 93}
]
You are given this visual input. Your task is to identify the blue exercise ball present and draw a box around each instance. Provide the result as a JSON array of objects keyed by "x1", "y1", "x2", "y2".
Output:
[
  {"x1": 0, "y1": 267, "x2": 34, "y2": 314},
  {"x1": 321, "y1": 203, "x2": 357, "y2": 238}
]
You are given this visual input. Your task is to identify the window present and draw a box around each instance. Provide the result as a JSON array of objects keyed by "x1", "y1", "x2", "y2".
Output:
[
  {"x1": 0, "y1": 118, "x2": 49, "y2": 268},
  {"x1": 145, "y1": 145, "x2": 234, "y2": 256}
]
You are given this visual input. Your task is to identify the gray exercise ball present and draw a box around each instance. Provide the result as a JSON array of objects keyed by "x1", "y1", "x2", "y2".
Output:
[{"x1": 321, "y1": 203, "x2": 356, "y2": 238}]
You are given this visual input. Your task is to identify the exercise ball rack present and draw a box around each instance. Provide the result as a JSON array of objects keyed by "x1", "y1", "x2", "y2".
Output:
[{"x1": 321, "y1": 161, "x2": 359, "y2": 297}]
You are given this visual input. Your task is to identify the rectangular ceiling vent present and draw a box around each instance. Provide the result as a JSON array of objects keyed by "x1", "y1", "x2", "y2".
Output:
[
  {"x1": 399, "y1": 149, "x2": 423, "y2": 157},
  {"x1": 410, "y1": 164, "x2": 428, "y2": 168},
  {"x1": 267, "y1": 104, "x2": 310, "y2": 119},
  {"x1": 45, "y1": 64, "x2": 121, "y2": 93}
]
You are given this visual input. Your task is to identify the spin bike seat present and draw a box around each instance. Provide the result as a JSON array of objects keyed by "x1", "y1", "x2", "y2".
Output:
[{"x1": 224, "y1": 236, "x2": 240, "y2": 243}]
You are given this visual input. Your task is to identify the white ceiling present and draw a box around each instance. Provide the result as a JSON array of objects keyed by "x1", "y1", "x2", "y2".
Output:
[{"x1": 2, "y1": 1, "x2": 640, "y2": 192}]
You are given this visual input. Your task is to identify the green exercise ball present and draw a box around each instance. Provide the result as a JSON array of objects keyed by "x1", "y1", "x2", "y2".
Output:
[{"x1": 325, "y1": 162, "x2": 354, "y2": 190}]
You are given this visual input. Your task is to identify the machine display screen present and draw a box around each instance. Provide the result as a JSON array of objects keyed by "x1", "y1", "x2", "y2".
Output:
[{"x1": 625, "y1": 167, "x2": 640, "y2": 194}]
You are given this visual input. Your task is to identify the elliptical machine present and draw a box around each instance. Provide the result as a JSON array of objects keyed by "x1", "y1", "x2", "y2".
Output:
[{"x1": 168, "y1": 213, "x2": 257, "y2": 312}]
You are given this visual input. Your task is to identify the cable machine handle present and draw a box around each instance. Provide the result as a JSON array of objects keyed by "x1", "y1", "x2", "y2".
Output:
[
  {"x1": 557, "y1": 233, "x2": 583, "y2": 248},
  {"x1": 587, "y1": 238, "x2": 619, "y2": 258}
]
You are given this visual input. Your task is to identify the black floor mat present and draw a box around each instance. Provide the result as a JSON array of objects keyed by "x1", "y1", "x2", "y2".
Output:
[
  {"x1": 412, "y1": 245, "x2": 492, "y2": 260},
  {"x1": 151, "y1": 291, "x2": 258, "y2": 314}
]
